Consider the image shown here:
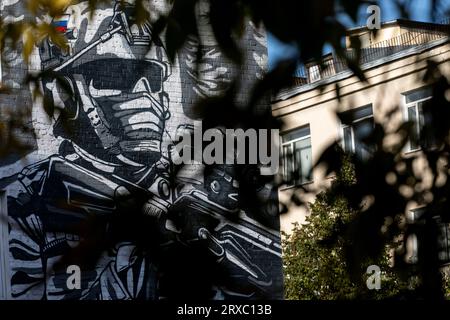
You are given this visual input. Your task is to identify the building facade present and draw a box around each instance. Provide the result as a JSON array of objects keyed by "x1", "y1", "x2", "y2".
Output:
[
  {"x1": 0, "y1": 0, "x2": 283, "y2": 299},
  {"x1": 274, "y1": 20, "x2": 450, "y2": 235}
]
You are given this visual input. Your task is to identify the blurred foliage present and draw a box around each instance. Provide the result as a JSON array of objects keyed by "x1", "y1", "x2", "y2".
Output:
[
  {"x1": 2, "y1": 0, "x2": 450, "y2": 300},
  {"x1": 283, "y1": 154, "x2": 408, "y2": 299},
  {"x1": 306, "y1": 61, "x2": 450, "y2": 300}
]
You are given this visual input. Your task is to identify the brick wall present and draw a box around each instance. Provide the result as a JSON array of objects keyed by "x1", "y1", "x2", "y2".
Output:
[{"x1": 0, "y1": 0, "x2": 283, "y2": 300}]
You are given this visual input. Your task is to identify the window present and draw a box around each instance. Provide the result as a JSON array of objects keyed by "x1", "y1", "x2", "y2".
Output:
[
  {"x1": 435, "y1": 216, "x2": 450, "y2": 264},
  {"x1": 308, "y1": 65, "x2": 321, "y2": 83},
  {"x1": 404, "y1": 87, "x2": 433, "y2": 151},
  {"x1": 406, "y1": 208, "x2": 422, "y2": 264},
  {"x1": 0, "y1": 191, "x2": 11, "y2": 299},
  {"x1": 281, "y1": 125, "x2": 313, "y2": 187},
  {"x1": 408, "y1": 207, "x2": 450, "y2": 265},
  {"x1": 341, "y1": 104, "x2": 374, "y2": 160}
]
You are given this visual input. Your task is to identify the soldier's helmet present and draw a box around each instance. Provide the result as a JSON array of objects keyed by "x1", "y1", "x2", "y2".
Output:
[
  {"x1": 40, "y1": 0, "x2": 170, "y2": 75},
  {"x1": 39, "y1": 0, "x2": 172, "y2": 165}
]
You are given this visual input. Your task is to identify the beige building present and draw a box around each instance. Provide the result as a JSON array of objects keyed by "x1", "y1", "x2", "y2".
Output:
[{"x1": 273, "y1": 20, "x2": 450, "y2": 236}]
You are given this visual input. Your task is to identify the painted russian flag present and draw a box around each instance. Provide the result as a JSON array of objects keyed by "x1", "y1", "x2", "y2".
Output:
[{"x1": 52, "y1": 15, "x2": 70, "y2": 33}]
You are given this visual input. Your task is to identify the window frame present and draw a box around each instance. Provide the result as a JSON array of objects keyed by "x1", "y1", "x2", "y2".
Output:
[
  {"x1": 308, "y1": 65, "x2": 321, "y2": 83},
  {"x1": 404, "y1": 93, "x2": 433, "y2": 152},
  {"x1": 281, "y1": 125, "x2": 313, "y2": 188},
  {"x1": 408, "y1": 206, "x2": 450, "y2": 266},
  {"x1": 340, "y1": 104, "x2": 374, "y2": 157}
]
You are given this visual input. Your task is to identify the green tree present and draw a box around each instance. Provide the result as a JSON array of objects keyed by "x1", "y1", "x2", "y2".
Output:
[{"x1": 283, "y1": 155, "x2": 406, "y2": 299}]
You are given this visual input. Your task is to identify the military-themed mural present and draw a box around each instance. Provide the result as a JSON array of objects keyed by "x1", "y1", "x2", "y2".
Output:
[{"x1": 0, "y1": 0, "x2": 283, "y2": 300}]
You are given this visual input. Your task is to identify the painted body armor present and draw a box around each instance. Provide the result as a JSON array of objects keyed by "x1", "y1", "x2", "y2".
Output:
[{"x1": 1, "y1": 0, "x2": 282, "y2": 300}]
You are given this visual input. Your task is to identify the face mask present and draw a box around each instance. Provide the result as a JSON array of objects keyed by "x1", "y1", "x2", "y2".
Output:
[{"x1": 72, "y1": 73, "x2": 169, "y2": 155}]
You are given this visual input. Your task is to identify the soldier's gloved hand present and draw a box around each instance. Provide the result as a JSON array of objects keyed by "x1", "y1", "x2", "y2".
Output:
[
  {"x1": 114, "y1": 186, "x2": 142, "y2": 215},
  {"x1": 114, "y1": 185, "x2": 165, "y2": 219}
]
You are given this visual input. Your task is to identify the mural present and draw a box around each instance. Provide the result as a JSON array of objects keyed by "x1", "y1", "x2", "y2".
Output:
[{"x1": 0, "y1": 0, "x2": 283, "y2": 300}]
